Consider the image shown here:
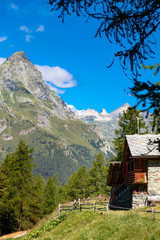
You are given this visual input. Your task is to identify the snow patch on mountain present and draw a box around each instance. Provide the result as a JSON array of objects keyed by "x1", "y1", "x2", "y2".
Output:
[{"x1": 67, "y1": 103, "x2": 130, "y2": 122}]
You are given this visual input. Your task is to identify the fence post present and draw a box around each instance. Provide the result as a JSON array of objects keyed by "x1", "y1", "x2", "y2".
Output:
[
  {"x1": 106, "y1": 203, "x2": 109, "y2": 213},
  {"x1": 80, "y1": 204, "x2": 82, "y2": 211},
  {"x1": 151, "y1": 207, "x2": 155, "y2": 220},
  {"x1": 79, "y1": 200, "x2": 81, "y2": 211},
  {"x1": 93, "y1": 202, "x2": 96, "y2": 212},
  {"x1": 134, "y1": 205, "x2": 137, "y2": 215},
  {"x1": 71, "y1": 202, "x2": 74, "y2": 211},
  {"x1": 58, "y1": 204, "x2": 61, "y2": 216}
]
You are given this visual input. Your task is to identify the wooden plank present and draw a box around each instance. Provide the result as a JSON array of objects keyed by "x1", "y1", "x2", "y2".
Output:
[{"x1": 61, "y1": 209, "x2": 74, "y2": 211}]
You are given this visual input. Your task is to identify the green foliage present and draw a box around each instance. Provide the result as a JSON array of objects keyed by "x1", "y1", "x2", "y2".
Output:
[
  {"x1": 0, "y1": 140, "x2": 35, "y2": 232},
  {"x1": 22, "y1": 214, "x2": 67, "y2": 240},
  {"x1": 21, "y1": 174, "x2": 45, "y2": 229},
  {"x1": 142, "y1": 64, "x2": 160, "y2": 76},
  {"x1": 130, "y1": 79, "x2": 160, "y2": 135},
  {"x1": 0, "y1": 140, "x2": 68, "y2": 236},
  {"x1": 66, "y1": 165, "x2": 90, "y2": 199},
  {"x1": 0, "y1": 141, "x2": 46, "y2": 234},
  {"x1": 43, "y1": 176, "x2": 57, "y2": 215},
  {"x1": 57, "y1": 183, "x2": 67, "y2": 203},
  {"x1": 0, "y1": 116, "x2": 100, "y2": 184},
  {"x1": 113, "y1": 107, "x2": 148, "y2": 161},
  {"x1": 64, "y1": 152, "x2": 110, "y2": 199},
  {"x1": 89, "y1": 153, "x2": 108, "y2": 195}
]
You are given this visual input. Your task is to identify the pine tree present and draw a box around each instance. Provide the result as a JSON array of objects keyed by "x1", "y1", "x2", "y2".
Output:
[
  {"x1": 130, "y1": 78, "x2": 160, "y2": 135},
  {"x1": 33, "y1": 175, "x2": 45, "y2": 218},
  {"x1": 113, "y1": 107, "x2": 148, "y2": 161},
  {"x1": 66, "y1": 165, "x2": 90, "y2": 199},
  {"x1": 43, "y1": 176, "x2": 57, "y2": 214},
  {"x1": 57, "y1": 183, "x2": 67, "y2": 203},
  {"x1": 22, "y1": 174, "x2": 45, "y2": 229},
  {"x1": 1, "y1": 140, "x2": 34, "y2": 231},
  {"x1": 89, "y1": 153, "x2": 107, "y2": 195}
]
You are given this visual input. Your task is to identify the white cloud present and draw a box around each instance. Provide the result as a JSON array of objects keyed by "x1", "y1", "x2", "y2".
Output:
[
  {"x1": 0, "y1": 57, "x2": 76, "y2": 94},
  {"x1": 10, "y1": 3, "x2": 19, "y2": 10},
  {"x1": 36, "y1": 25, "x2": 45, "y2": 32},
  {"x1": 20, "y1": 26, "x2": 31, "y2": 33},
  {"x1": 26, "y1": 35, "x2": 32, "y2": 42},
  {"x1": 0, "y1": 36, "x2": 7, "y2": 43},
  {"x1": 0, "y1": 57, "x2": 6, "y2": 64},
  {"x1": 48, "y1": 85, "x2": 65, "y2": 94},
  {"x1": 35, "y1": 65, "x2": 77, "y2": 89}
]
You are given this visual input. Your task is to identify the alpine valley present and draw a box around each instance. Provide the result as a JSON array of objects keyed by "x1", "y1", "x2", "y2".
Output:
[{"x1": 0, "y1": 51, "x2": 129, "y2": 183}]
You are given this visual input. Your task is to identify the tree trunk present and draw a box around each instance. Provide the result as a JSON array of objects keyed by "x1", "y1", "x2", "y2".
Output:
[{"x1": 19, "y1": 198, "x2": 23, "y2": 231}]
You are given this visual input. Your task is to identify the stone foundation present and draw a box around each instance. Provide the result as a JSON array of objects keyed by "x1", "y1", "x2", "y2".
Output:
[
  {"x1": 132, "y1": 193, "x2": 148, "y2": 208},
  {"x1": 148, "y1": 159, "x2": 160, "y2": 195}
]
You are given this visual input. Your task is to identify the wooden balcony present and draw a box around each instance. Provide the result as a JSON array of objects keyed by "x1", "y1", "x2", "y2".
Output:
[
  {"x1": 126, "y1": 171, "x2": 147, "y2": 185},
  {"x1": 134, "y1": 172, "x2": 147, "y2": 184}
]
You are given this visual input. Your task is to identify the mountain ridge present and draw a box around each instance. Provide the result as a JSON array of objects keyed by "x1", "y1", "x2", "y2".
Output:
[
  {"x1": 0, "y1": 51, "x2": 105, "y2": 183},
  {"x1": 67, "y1": 103, "x2": 130, "y2": 122},
  {"x1": 0, "y1": 51, "x2": 72, "y2": 119},
  {"x1": 0, "y1": 51, "x2": 131, "y2": 183},
  {"x1": 67, "y1": 103, "x2": 130, "y2": 157}
]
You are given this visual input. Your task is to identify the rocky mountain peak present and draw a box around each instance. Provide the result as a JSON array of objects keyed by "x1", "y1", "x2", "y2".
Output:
[
  {"x1": 110, "y1": 103, "x2": 130, "y2": 117},
  {"x1": 68, "y1": 103, "x2": 130, "y2": 122},
  {"x1": 0, "y1": 51, "x2": 51, "y2": 101},
  {"x1": 6, "y1": 51, "x2": 29, "y2": 63},
  {"x1": 100, "y1": 109, "x2": 108, "y2": 116},
  {"x1": 0, "y1": 51, "x2": 72, "y2": 118},
  {"x1": 85, "y1": 108, "x2": 99, "y2": 116}
]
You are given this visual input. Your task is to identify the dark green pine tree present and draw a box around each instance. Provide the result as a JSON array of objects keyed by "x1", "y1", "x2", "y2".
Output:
[
  {"x1": 89, "y1": 152, "x2": 107, "y2": 195},
  {"x1": 1, "y1": 140, "x2": 34, "y2": 231},
  {"x1": 32, "y1": 174, "x2": 45, "y2": 219},
  {"x1": 66, "y1": 165, "x2": 90, "y2": 200},
  {"x1": 43, "y1": 176, "x2": 57, "y2": 215},
  {"x1": 22, "y1": 174, "x2": 45, "y2": 229},
  {"x1": 57, "y1": 183, "x2": 67, "y2": 203},
  {"x1": 113, "y1": 107, "x2": 148, "y2": 161}
]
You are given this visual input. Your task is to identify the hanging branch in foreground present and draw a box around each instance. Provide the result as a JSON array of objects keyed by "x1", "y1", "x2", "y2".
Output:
[
  {"x1": 49, "y1": 0, "x2": 160, "y2": 76},
  {"x1": 130, "y1": 79, "x2": 160, "y2": 133}
]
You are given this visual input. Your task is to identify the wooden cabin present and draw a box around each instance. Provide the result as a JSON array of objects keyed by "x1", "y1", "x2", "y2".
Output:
[{"x1": 108, "y1": 134, "x2": 160, "y2": 208}]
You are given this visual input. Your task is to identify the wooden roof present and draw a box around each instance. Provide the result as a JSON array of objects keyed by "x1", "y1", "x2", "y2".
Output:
[{"x1": 126, "y1": 134, "x2": 160, "y2": 157}]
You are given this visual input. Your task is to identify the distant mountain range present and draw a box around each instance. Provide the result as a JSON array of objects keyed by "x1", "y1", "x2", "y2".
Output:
[
  {"x1": 68, "y1": 103, "x2": 130, "y2": 122},
  {"x1": 0, "y1": 51, "x2": 130, "y2": 183},
  {"x1": 67, "y1": 103, "x2": 130, "y2": 157}
]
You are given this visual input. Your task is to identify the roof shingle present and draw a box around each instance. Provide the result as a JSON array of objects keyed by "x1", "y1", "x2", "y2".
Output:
[{"x1": 126, "y1": 134, "x2": 160, "y2": 157}]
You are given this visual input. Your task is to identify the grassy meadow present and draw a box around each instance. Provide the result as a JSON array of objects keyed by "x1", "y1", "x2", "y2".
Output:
[{"x1": 15, "y1": 206, "x2": 160, "y2": 240}]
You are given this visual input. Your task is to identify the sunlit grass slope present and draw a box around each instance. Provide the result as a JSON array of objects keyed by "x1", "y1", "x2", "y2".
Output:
[{"x1": 20, "y1": 210, "x2": 160, "y2": 240}]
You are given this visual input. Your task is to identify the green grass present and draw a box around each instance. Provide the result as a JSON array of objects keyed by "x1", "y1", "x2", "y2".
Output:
[{"x1": 19, "y1": 210, "x2": 160, "y2": 240}]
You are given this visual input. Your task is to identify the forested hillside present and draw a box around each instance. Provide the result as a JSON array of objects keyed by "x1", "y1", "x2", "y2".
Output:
[{"x1": 0, "y1": 142, "x2": 109, "y2": 235}]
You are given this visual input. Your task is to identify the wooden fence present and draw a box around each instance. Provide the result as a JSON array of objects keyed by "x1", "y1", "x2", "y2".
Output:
[
  {"x1": 58, "y1": 202, "x2": 160, "y2": 220},
  {"x1": 59, "y1": 201, "x2": 109, "y2": 215}
]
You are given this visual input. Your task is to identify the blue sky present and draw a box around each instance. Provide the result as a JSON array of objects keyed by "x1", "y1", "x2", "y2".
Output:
[{"x1": 0, "y1": 0, "x2": 159, "y2": 113}]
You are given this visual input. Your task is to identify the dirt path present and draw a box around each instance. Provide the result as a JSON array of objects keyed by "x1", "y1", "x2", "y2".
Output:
[{"x1": 0, "y1": 231, "x2": 28, "y2": 239}]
